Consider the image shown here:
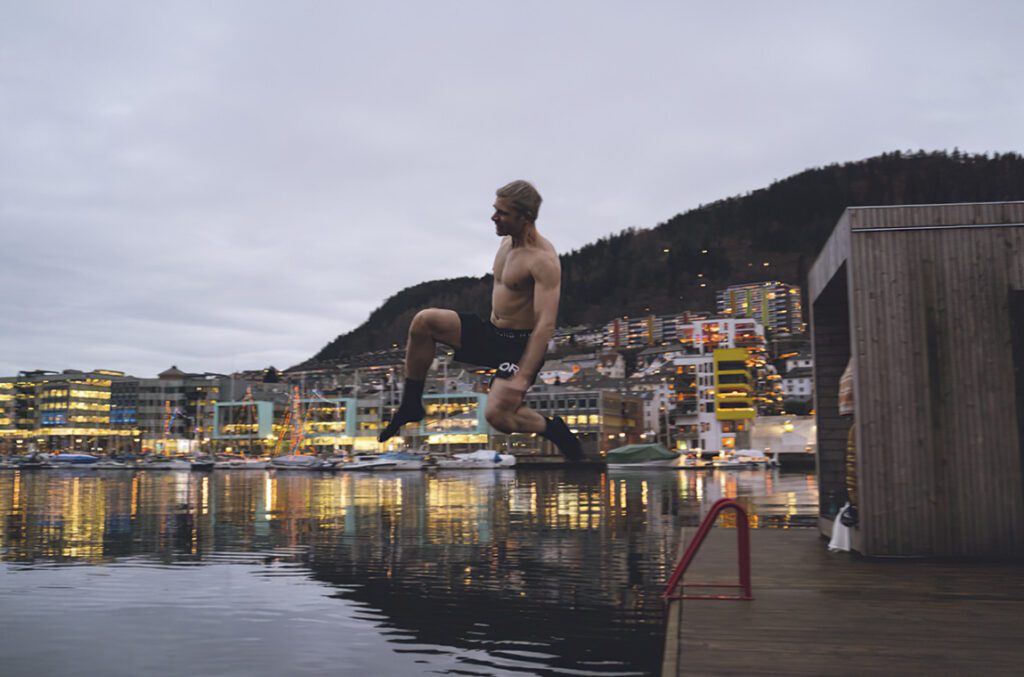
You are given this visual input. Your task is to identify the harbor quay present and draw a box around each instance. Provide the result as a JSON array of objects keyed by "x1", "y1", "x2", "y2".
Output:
[{"x1": 661, "y1": 528, "x2": 1024, "y2": 676}]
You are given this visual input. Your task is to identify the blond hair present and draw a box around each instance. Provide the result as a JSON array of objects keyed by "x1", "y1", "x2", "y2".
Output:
[{"x1": 496, "y1": 180, "x2": 542, "y2": 222}]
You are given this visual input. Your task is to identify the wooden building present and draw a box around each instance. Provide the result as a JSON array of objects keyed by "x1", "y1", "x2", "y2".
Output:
[{"x1": 808, "y1": 202, "x2": 1024, "y2": 557}]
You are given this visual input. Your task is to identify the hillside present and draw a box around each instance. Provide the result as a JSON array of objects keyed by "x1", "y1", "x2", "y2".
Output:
[{"x1": 298, "y1": 150, "x2": 1024, "y2": 368}]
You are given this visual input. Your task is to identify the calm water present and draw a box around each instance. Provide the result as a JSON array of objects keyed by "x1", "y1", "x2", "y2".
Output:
[{"x1": 0, "y1": 467, "x2": 817, "y2": 676}]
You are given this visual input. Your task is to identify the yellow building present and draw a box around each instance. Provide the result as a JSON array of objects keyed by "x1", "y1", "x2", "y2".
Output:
[{"x1": 714, "y1": 348, "x2": 755, "y2": 421}]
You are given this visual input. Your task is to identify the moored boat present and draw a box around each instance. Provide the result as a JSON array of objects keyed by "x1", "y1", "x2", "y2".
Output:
[
  {"x1": 606, "y1": 443, "x2": 680, "y2": 467},
  {"x1": 270, "y1": 454, "x2": 333, "y2": 470},
  {"x1": 340, "y1": 451, "x2": 426, "y2": 471},
  {"x1": 139, "y1": 456, "x2": 192, "y2": 470},
  {"x1": 93, "y1": 458, "x2": 133, "y2": 469},
  {"x1": 680, "y1": 453, "x2": 713, "y2": 469},
  {"x1": 189, "y1": 457, "x2": 215, "y2": 471},
  {"x1": 49, "y1": 453, "x2": 100, "y2": 465},
  {"x1": 434, "y1": 449, "x2": 516, "y2": 469},
  {"x1": 4, "y1": 452, "x2": 53, "y2": 469},
  {"x1": 711, "y1": 449, "x2": 775, "y2": 469},
  {"x1": 213, "y1": 455, "x2": 270, "y2": 470}
]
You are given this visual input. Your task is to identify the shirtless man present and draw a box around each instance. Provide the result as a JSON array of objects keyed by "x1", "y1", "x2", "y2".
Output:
[{"x1": 378, "y1": 180, "x2": 583, "y2": 461}]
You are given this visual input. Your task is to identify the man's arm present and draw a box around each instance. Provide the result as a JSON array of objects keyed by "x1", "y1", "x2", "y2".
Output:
[{"x1": 516, "y1": 252, "x2": 561, "y2": 381}]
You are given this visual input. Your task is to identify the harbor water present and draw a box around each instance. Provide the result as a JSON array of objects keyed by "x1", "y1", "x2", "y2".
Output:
[{"x1": 0, "y1": 467, "x2": 817, "y2": 676}]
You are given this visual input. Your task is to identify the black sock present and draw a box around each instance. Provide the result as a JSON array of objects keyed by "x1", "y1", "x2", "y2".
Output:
[
  {"x1": 541, "y1": 416, "x2": 583, "y2": 461},
  {"x1": 378, "y1": 379, "x2": 426, "y2": 442}
]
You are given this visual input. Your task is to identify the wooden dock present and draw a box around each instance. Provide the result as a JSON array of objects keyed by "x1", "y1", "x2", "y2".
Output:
[{"x1": 662, "y1": 527, "x2": 1024, "y2": 675}]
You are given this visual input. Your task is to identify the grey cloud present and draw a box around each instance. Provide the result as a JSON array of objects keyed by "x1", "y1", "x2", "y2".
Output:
[{"x1": 2, "y1": 1, "x2": 1022, "y2": 376}]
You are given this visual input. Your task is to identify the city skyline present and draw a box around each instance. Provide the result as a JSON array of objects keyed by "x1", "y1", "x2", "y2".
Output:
[
  {"x1": 1, "y1": 299, "x2": 801, "y2": 379},
  {"x1": 2, "y1": 2, "x2": 1021, "y2": 376}
]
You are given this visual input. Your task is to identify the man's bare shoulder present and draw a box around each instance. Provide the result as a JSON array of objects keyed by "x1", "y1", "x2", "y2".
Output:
[
  {"x1": 529, "y1": 235, "x2": 561, "y2": 278},
  {"x1": 532, "y1": 233, "x2": 560, "y2": 259}
]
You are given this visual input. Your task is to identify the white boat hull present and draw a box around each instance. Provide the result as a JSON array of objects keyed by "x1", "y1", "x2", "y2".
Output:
[
  {"x1": 339, "y1": 452, "x2": 426, "y2": 471},
  {"x1": 271, "y1": 455, "x2": 332, "y2": 470},
  {"x1": 435, "y1": 450, "x2": 516, "y2": 469},
  {"x1": 93, "y1": 460, "x2": 132, "y2": 469},
  {"x1": 214, "y1": 459, "x2": 270, "y2": 470},
  {"x1": 340, "y1": 459, "x2": 402, "y2": 471},
  {"x1": 141, "y1": 459, "x2": 192, "y2": 470},
  {"x1": 607, "y1": 458, "x2": 680, "y2": 468}
]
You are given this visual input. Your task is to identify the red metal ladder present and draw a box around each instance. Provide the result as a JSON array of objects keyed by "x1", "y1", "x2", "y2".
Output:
[{"x1": 663, "y1": 497, "x2": 753, "y2": 601}]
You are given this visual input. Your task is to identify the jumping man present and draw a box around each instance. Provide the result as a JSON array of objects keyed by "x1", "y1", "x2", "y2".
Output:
[{"x1": 378, "y1": 180, "x2": 583, "y2": 461}]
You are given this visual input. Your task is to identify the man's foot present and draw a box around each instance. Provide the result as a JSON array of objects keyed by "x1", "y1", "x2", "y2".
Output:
[
  {"x1": 541, "y1": 416, "x2": 583, "y2": 461},
  {"x1": 378, "y1": 403, "x2": 426, "y2": 443}
]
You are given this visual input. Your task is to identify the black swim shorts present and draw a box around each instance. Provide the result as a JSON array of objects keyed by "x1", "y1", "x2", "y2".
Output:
[{"x1": 452, "y1": 313, "x2": 541, "y2": 381}]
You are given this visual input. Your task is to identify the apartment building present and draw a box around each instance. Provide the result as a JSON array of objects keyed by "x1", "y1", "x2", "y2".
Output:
[
  {"x1": 782, "y1": 367, "x2": 814, "y2": 400},
  {"x1": 716, "y1": 281, "x2": 805, "y2": 334},
  {"x1": 603, "y1": 311, "x2": 710, "y2": 349}
]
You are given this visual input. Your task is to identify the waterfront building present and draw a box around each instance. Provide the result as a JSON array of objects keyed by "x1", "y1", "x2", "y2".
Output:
[
  {"x1": 131, "y1": 368, "x2": 289, "y2": 454},
  {"x1": 524, "y1": 384, "x2": 643, "y2": 456},
  {"x1": 0, "y1": 369, "x2": 129, "y2": 453},
  {"x1": 809, "y1": 201, "x2": 1024, "y2": 557},
  {"x1": 619, "y1": 318, "x2": 774, "y2": 450},
  {"x1": 0, "y1": 379, "x2": 15, "y2": 446},
  {"x1": 661, "y1": 348, "x2": 757, "y2": 453},
  {"x1": 618, "y1": 373, "x2": 675, "y2": 445},
  {"x1": 750, "y1": 415, "x2": 817, "y2": 458},
  {"x1": 687, "y1": 318, "x2": 780, "y2": 415},
  {"x1": 0, "y1": 365, "x2": 290, "y2": 455},
  {"x1": 213, "y1": 395, "x2": 279, "y2": 455},
  {"x1": 210, "y1": 389, "x2": 491, "y2": 455},
  {"x1": 716, "y1": 281, "x2": 805, "y2": 335},
  {"x1": 636, "y1": 354, "x2": 705, "y2": 452},
  {"x1": 418, "y1": 392, "x2": 490, "y2": 450},
  {"x1": 669, "y1": 358, "x2": 700, "y2": 450}
]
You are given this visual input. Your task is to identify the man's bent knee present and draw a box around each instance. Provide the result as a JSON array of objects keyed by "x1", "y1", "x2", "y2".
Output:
[
  {"x1": 410, "y1": 309, "x2": 434, "y2": 335},
  {"x1": 411, "y1": 308, "x2": 459, "y2": 345}
]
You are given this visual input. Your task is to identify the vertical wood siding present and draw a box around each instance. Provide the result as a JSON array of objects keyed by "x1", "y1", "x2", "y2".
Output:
[{"x1": 813, "y1": 202, "x2": 1024, "y2": 557}]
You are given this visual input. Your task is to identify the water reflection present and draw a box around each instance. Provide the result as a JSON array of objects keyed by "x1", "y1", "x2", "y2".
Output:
[{"x1": 0, "y1": 468, "x2": 816, "y2": 676}]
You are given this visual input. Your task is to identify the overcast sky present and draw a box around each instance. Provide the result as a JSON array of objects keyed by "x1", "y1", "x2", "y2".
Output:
[{"x1": 1, "y1": 1, "x2": 1021, "y2": 378}]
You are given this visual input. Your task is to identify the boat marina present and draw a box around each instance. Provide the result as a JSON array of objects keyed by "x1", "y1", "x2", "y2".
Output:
[{"x1": 0, "y1": 445, "x2": 791, "y2": 473}]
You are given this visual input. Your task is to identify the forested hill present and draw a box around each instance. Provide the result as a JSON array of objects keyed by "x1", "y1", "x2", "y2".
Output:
[{"x1": 297, "y1": 150, "x2": 1024, "y2": 368}]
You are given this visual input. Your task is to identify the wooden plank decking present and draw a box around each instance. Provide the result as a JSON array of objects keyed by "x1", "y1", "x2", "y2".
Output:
[{"x1": 663, "y1": 528, "x2": 1024, "y2": 676}]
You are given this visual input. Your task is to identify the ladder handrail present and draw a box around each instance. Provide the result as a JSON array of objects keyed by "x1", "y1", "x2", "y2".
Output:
[{"x1": 663, "y1": 497, "x2": 753, "y2": 601}]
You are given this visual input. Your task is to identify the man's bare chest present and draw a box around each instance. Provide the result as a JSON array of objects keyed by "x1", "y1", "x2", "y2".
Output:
[{"x1": 494, "y1": 251, "x2": 534, "y2": 293}]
